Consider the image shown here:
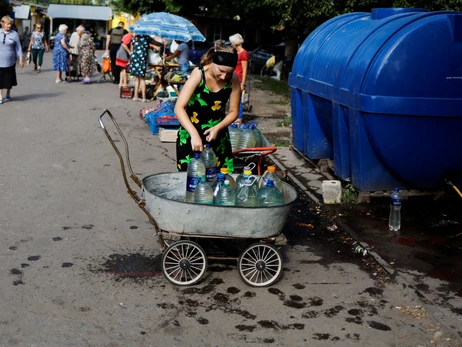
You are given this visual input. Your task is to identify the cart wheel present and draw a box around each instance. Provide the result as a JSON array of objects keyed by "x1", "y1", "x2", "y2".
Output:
[
  {"x1": 162, "y1": 240, "x2": 207, "y2": 286},
  {"x1": 238, "y1": 243, "x2": 282, "y2": 287}
]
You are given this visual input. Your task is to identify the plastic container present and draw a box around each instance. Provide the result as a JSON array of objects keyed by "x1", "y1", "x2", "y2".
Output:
[
  {"x1": 388, "y1": 188, "x2": 402, "y2": 231},
  {"x1": 200, "y1": 144, "x2": 217, "y2": 184},
  {"x1": 236, "y1": 171, "x2": 259, "y2": 207},
  {"x1": 194, "y1": 176, "x2": 214, "y2": 204},
  {"x1": 257, "y1": 179, "x2": 284, "y2": 207},
  {"x1": 185, "y1": 152, "x2": 206, "y2": 202},
  {"x1": 237, "y1": 124, "x2": 257, "y2": 149},
  {"x1": 321, "y1": 180, "x2": 342, "y2": 204},
  {"x1": 235, "y1": 163, "x2": 256, "y2": 186},
  {"x1": 259, "y1": 165, "x2": 283, "y2": 193},
  {"x1": 249, "y1": 121, "x2": 262, "y2": 147},
  {"x1": 212, "y1": 173, "x2": 226, "y2": 197},
  {"x1": 219, "y1": 167, "x2": 235, "y2": 188},
  {"x1": 215, "y1": 180, "x2": 236, "y2": 206},
  {"x1": 228, "y1": 123, "x2": 241, "y2": 152}
]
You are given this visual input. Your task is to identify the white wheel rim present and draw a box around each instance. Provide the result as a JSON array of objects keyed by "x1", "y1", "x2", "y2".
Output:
[
  {"x1": 163, "y1": 242, "x2": 207, "y2": 285},
  {"x1": 239, "y1": 244, "x2": 282, "y2": 287}
]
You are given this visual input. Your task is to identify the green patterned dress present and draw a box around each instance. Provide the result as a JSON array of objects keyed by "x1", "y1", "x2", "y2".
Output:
[{"x1": 176, "y1": 67, "x2": 234, "y2": 173}]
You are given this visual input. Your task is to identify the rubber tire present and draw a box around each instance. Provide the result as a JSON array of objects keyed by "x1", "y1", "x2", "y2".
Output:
[
  {"x1": 238, "y1": 242, "x2": 283, "y2": 287},
  {"x1": 162, "y1": 240, "x2": 207, "y2": 286}
]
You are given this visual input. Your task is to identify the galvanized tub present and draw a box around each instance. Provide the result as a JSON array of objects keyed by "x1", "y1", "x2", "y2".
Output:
[{"x1": 142, "y1": 172, "x2": 298, "y2": 238}]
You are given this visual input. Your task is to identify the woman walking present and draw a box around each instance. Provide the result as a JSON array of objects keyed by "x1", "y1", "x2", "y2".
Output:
[
  {"x1": 174, "y1": 42, "x2": 240, "y2": 172},
  {"x1": 52, "y1": 24, "x2": 71, "y2": 83},
  {"x1": 229, "y1": 33, "x2": 249, "y2": 123},
  {"x1": 28, "y1": 23, "x2": 48, "y2": 73},
  {"x1": 76, "y1": 27, "x2": 95, "y2": 84},
  {"x1": 0, "y1": 16, "x2": 24, "y2": 104}
]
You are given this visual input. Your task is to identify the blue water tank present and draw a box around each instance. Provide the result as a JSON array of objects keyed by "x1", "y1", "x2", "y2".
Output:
[{"x1": 289, "y1": 8, "x2": 462, "y2": 191}]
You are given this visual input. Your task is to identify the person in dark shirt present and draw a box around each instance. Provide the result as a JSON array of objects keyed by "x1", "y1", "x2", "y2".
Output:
[{"x1": 105, "y1": 21, "x2": 128, "y2": 85}]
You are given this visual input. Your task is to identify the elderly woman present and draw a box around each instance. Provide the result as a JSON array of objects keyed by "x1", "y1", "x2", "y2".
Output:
[
  {"x1": 76, "y1": 27, "x2": 95, "y2": 84},
  {"x1": 229, "y1": 33, "x2": 249, "y2": 123},
  {"x1": 52, "y1": 24, "x2": 71, "y2": 83},
  {"x1": 0, "y1": 16, "x2": 24, "y2": 104}
]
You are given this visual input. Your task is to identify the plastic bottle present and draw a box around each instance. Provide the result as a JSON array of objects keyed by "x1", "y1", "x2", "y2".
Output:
[
  {"x1": 194, "y1": 176, "x2": 214, "y2": 204},
  {"x1": 235, "y1": 163, "x2": 257, "y2": 187},
  {"x1": 257, "y1": 179, "x2": 283, "y2": 207},
  {"x1": 249, "y1": 122, "x2": 262, "y2": 147},
  {"x1": 237, "y1": 124, "x2": 257, "y2": 149},
  {"x1": 185, "y1": 152, "x2": 206, "y2": 202},
  {"x1": 352, "y1": 244, "x2": 368, "y2": 256},
  {"x1": 215, "y1": 180, "x2": 236, "y2": 206},
  {"x1": 259, "y1": 165, "x2": 283, "y2": 194},
  {"x1": 200, "y1": 144, "x2": 217, "y2": 184},
  {"x1": 389, "y1": 188, "x2": 402, "y2": 231},
  {"x1": 236, "y1": 171, "x2": 259, "y2": 207},
  {"x1": 228, "y1": 123, "x2": 241, "y2": 152},
  {"x1": 212, "y1": 173, "x2": 226, "y2": 197},
  {"x1": 219, "y1": 168, "x2": 235, "y2": 188}
]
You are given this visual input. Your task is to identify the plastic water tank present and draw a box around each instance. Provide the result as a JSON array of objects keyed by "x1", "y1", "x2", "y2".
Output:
[{"x1": 289, "y1": 8, "x2": 462, "y2": 191}]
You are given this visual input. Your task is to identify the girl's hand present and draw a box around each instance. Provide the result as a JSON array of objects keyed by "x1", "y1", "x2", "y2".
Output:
[
  {"x1": 190, "y1": 134, "x2": 203, "y2": 152},
  {"x1": 203, "y1": 127, "x2": 219, "y2": 143}
]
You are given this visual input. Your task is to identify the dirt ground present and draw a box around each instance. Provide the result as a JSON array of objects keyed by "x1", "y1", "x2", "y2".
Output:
[{"x1": 242, "y1": 76, "x2": 292, "y2": 146}]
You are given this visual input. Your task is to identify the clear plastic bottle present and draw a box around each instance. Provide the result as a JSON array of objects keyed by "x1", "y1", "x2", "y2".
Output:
[
  {"x1": 185, "y1": 152, "x2": 206, "y2": 202},
  {"x1": 212, "y1": 173, "x2": 226, "y2": 197},
  {"x1": 259, "y1": 165, "x2": 283, "y2": 194},
  {"x1": 228, "y1": 123, "x2": 241, "y2": 152},
  {"x1": 194, "y1": 176, "x2": 214, "y2": 204},
  {"x1": 200, "y1": 144, "x2": 217, "y2": 184},
  {"x1": 235, "y1": 163, "x2": 257, "y2": 187},
  {"x1": 215, "y1": 180, "x2": 236, "y2": 206},
  {"x1": 388, "y1": 188, "x2": 402, "y2": 231},
  {"x1": 236, "y1": 171, "x2": 259, "y2": 207},
  {"x1": 237, "y1": 124, "x2": 257, "y2": 149},
  {"x1": 257, "y1": 179, "x2": 283, "y2": 207},
  {"x1": 249, "y1": 122, "x2": 262, "y2": 147},
  {"x1": 219, "y1": 168, "x2": 235, "y2": 188}
]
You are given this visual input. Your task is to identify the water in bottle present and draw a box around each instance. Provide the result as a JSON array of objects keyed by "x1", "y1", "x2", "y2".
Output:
[
  {"x1": 228, "y1": 123, "x2": 241, "y2": 152},
  {"x1": 194, "y1": 176, "x2": 214, "y2": 204},
  {"x1": 237, "y1": 124, "x2": 257, "y2": 149},
  {"x1": 257, "y1": 179, "x2": 283, "y2": 207},
  {"x1": 212, "y1": 173, "x2": 226, "y2": 197},
  {"x1": 185, "y1": 152, "x2": 206, "y2": 202},
  {"x1": 219, "y1": 168, "x2": 235, "y2": 188},
  {"x1": 235, "y1": 163, "x2": 256, "y2": 186},
  {"x1": 388, "y1": 188, "x2": 402, "y2": 232},
  {"x1": 200, "y1": 144, "x2": 217, "y2": 184},
  {"x1": 249, "y1": 122, "x2": 262, "y2": 147},
  {"x1": 215, "y1": 180, "x2": 236, "y2": 206},
  {"x1": 259, "y1": 165, "x2": 283, "y2": 194},
  {"x1": 236, "y1": 171, "x2": 258, "y2": 207}
]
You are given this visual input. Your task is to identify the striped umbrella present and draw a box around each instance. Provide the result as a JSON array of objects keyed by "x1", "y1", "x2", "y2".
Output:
[{"x1": 129, "y1": 12, "x2": 205, "y2": 42}]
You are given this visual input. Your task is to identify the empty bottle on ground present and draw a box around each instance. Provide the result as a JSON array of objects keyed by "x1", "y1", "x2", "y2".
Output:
[
  {"x1": 219, "y1": 167, "x2": 235, "y2": 188},
  {"x1": 228, "y1": 123, "x2": 241, "y2": 152},
  {"x1": 185, "y1": 152, "x2": 206, "y2": 202},
  {"x1": 237, "y1": 124, "x2": 257, "y2": 149},
  {"x1": 194, "y1": 176, "x2": 214, "y2": 204},
  {"x1": 215, "y1": 180, "x2": 236, "y2": 206},
  {"x1": 388, "y1": 188, "x2": 402, "y2": 231},
  {"x1": 257, "y1": 179, "x2": 283, "y2": 207},
  {"x1": 259, "y1": 165, "x2": 283, "y2": 194},
  {"x1": 200, "y1": 144, "x2": 217, "y2": 184},
  {"x1": 236, "y1": 171, "x2": 259, "y2": 207},
  {"x1": 212, "y1": 173, "x2": 226, "y2": 197}
]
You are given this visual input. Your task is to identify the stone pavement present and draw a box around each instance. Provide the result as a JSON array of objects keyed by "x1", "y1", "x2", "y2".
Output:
[{"x1": 0, "y1": 52, "x2": 460, "y2": 346}]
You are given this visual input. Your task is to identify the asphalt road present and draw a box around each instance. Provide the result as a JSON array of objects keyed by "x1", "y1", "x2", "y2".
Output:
[{"x1": 0, "y1": 52, "x2": 459, "y2": 346}]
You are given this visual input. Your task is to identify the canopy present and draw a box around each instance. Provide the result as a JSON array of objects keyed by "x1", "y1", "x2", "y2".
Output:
[{"x1": 48, "y1": 5, "x2": 112, "y2": 21}]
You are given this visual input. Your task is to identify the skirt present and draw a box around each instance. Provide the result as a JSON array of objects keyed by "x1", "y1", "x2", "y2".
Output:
[{"x1": 0, "y1": 64, "x2": 17, "y2": 89}]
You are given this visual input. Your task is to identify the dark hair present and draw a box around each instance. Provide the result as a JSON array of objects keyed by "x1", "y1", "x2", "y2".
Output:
[{"x1": 200, "y1": 41, "x2": 236, "y2": 66}]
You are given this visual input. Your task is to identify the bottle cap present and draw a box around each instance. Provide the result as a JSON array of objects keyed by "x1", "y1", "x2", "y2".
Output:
[
  {"x1": 224, "y1": 180, "x2": 230, "y2": 185},
  {"x1": 220, "y1": 168, "x2": 229, "y2": 174},
  {"x1": 205, "y1": 144, "x2": 210, "y2": 149},
  {"x1": 243, "y1": 169, "x2": 252, "y2": 175},
  {"x1": 267, "y1": 166, "x2": 276, "y2": 172},
  {"x1": 217, "y1": 173, "x2": 226, "y2": 179},
  {"x1": 201, "y1": 176, "x2": 206, "y2": 183},
  {"x1": 266, "y1": 179, "x2": 274, "y2": 187},
  {"x1": 194, "y1": 153, "x2": 201, "y2": 159}
]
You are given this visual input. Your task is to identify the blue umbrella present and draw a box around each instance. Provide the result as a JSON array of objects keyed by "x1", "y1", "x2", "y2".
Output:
[{"x1": 129, "y1": 12, "x2": 205, "y2": 42}]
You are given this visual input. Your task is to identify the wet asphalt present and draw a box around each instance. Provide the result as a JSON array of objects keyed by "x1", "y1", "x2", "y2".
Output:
[{"x1": 0, "y1": 52, "x2": 460, "y2": 346}]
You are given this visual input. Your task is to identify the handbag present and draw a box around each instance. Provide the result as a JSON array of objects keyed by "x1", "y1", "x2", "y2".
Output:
[{"x1": 116, "y1": 45, "x2": 129, "y2": 63}]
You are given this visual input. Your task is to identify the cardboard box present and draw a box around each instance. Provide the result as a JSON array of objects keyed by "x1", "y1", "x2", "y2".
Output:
[{"x1": 159, "y1": 127, "x2": 178, "y2": 142}]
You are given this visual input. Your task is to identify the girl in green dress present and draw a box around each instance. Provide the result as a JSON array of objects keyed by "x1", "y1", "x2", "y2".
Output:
[{"x1": 175, "y1": 43, "x2": 241, "y2": 172}]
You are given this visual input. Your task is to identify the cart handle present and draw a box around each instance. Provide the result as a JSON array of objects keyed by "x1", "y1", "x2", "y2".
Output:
[
  {"x1": 98, "y1": 109, "x2": 160, "y2": 233},
  {"x1": 232, "y1": 147, "x2": 277, "y2": 175}
]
